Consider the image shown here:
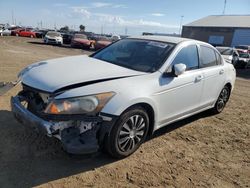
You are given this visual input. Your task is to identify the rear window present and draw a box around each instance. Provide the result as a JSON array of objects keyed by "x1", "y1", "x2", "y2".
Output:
[{"x1": 200, "y1": 46, "x2": 217, "y2": 68}]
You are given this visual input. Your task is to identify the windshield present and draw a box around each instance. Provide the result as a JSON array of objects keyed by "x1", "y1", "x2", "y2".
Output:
[
  {"x1": 239, "y1": 52, "x2": 249, "y2": 58},
  {"x1": 74, "y1": 34, "x2": 87, "y2": 39},
  {"x1": 235, "y1": 46, "x2": 249, "y2": 50},
  {"x1": 46, "y1": 32, "x2": 61, "y2": 37},
  {"x1": 97, "y1": 37, "x2": 111, "y2": 42},
  {"x1": 92, "y1": 38, "x2": 175, "y2": 73},
  {"x1": 217, "y1": 48, "x2": 233, "y2": 55}
]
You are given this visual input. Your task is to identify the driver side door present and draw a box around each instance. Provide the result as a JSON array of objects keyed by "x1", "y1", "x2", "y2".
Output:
[{"x1": 154, "y1": 44, "x2": 204, "y2": 127}]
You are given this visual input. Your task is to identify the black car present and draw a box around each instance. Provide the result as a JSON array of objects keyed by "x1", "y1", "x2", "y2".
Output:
[{"x1": 61, "y1": 33, "x2": 74, "y2": 44}]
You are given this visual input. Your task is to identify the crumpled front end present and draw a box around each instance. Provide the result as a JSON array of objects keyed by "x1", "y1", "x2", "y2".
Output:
[{"x1": 11, "y1": 84, "x2": 116, "y2": 154}]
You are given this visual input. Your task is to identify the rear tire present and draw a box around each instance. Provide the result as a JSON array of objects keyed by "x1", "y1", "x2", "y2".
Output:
[
  {"x1": 90, "y1": 42, "x2": 95, "y2": 50},
  {"x1": 212, "y1": 86, "x2": 230, "y2": 114},
  {"x1": 30, "y1": 35, "x2": 34, "y2": 38},
  {"x1": 106, "y1": 107, "x2": 149, "y2": 159}
]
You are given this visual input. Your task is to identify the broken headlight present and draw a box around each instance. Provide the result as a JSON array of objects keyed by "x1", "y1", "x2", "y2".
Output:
[{"x1": 44, "y1": 92, "x2": 115, "y2": 115}]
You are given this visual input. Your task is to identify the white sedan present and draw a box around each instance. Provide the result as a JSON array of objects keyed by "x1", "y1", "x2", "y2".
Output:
[
  {"x1": 11, "y1": 36, "x2": 236, "y2": 158},
  {"x1": 0, "y1": 28, "x2": 11, "y2": 36}
]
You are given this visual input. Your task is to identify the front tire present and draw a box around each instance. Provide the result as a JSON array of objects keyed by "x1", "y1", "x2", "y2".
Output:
[
  {"x1": 212, "y1": 86, "x2": 230, "y2": 114},
  {"x1": 106, "y1": 107, "x2": 149, "y2": 158}
]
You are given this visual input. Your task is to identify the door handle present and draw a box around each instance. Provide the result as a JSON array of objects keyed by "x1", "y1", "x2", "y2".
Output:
[
  {"x1": 195, "y1": 75, "x2": 203, "y2": 82},
  {"x1": 219, "y1": 69, "x2": 225, "y2": 75}
]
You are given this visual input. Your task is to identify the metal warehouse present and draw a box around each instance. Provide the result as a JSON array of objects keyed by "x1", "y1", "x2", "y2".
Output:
[{"x1": 182, "y1": 15, "x2": 250, "y2": 47}]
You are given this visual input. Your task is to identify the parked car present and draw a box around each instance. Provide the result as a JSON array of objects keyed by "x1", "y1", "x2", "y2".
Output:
[
  {"x1": 94, "y1": 36, "x2": 112, "y2": 50},
  {"x1": 0, "y1": 28, "x2": 11, "y2": 36},
  {"x1": 235, "y1": 49, "x2": 250, "y2": 68},
  {"x1": 15, "y1": 29, "x2": 36, "y2": 38},
  {"x1": 235, "y1": 45, "x2": 250, "y2": 53},
  {"x1": 44, "y1": 31, "x2": 63, "y2": 45},
  {"x1": 111, "y1": 35, "x2": 121, "y2": 41},
  {"x1": 34, "y1": 29, "x2": 49, "y2": 38},
  {"x1": 61, "y1": 33, "x2": 73, "y2": 44},
  {"x1": 11, "y1": 28, "x2": 24, "y2": 36},
  {"x1": 11, "y1": 36, "x2": 236, "y2": 158},
  {"x1": 71, "y1": 34, "x2": 95, "y2": 49},
  {"x1": 216, "y1": 46, "x2": 239, "y2": 65}
]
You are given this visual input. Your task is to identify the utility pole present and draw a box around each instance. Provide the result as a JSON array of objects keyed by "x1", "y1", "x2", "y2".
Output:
[
  {"x1": 179, "y1": 15, "x2": 184, "y2": 35},
  {"x1": 11, "y1": 10, "x2": 14, "y2": 25},
  {"x1": 222, "y1": 0, "x2": 227, "y2": 14}
]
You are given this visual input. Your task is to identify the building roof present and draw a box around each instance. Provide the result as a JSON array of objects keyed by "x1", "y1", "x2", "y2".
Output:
[
  {"x1": 129, "y1": 35, "x2": 192, "y2": 44},
  {"x1": 184, "y1": 15, "x2": 250, "y2": 28}
]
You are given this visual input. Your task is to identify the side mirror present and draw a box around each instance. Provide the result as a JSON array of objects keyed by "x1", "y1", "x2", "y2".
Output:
[{"x1": 173, "y1": 63, "x2": 186, "y2": 76}]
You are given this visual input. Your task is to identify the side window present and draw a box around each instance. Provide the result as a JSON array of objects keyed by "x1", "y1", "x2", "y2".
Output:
[
  {"x1": 171, "y1": 45, "x2": 199, "y2": 71},
  {"x1": 200, "y1": 46, "x2": 217, "y2": 68},
  {"x1": 215, "y1": 51, "x2": 222, "y2": 65}
]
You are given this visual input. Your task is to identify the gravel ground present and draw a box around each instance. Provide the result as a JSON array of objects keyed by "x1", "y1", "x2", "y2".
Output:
[{"x1": 0, "y1": 36, "x2": 249, "y2": 188}]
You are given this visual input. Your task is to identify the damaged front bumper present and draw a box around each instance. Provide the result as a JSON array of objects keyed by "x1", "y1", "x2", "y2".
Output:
[{"x1": 11, "y1": 95, "x2": 117, "y2": 154}]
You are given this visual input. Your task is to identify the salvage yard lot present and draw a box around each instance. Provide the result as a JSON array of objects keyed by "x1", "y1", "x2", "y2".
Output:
[{"x1": 0, "y1": 37, "x2": 249, "y2": 187}]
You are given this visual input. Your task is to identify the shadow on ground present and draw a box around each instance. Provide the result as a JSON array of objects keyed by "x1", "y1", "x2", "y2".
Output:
[
  {"x1": 0, "y1": 109, "x2": 213, "y2": 187},
  {"x1": 236, "y1": 68, "x2": 250, "y2": 79}
]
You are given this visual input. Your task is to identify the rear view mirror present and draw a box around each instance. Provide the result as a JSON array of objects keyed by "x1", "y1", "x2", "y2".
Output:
[{"x1": 174, "y1": 63, "x2": 186, "y2": 76}]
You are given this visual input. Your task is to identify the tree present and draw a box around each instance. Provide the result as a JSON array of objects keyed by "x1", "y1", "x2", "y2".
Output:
[
  {"x1": 79, "y1": 25, "x2": 85, "y2": 32},
  {"x1": 59, "y1": 25, "x2": 69, "y2": 32}
]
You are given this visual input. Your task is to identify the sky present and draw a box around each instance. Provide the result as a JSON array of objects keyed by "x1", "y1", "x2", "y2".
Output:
[{"x1": 0, "y1": 0, "x2": 249, "y2": 35}]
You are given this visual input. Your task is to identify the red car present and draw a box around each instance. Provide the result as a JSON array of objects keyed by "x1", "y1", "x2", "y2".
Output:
[
  {"x1": 15, "y1": 29, "x2": 36, "y2": 38},
  {"x1": 94, "y1": 37, "x2": 112, "y2": 50},
  {"x1": 70, "y1": 34, "x2": 95, "y2": 49}
]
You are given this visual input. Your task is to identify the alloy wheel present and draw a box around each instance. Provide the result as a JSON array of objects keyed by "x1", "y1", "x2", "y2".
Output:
[
  {"x1": 118, "y1": 115, "x2": 146, "y2": 152},
  {"x1": 217, "y1": 88, "x2": 229, "y2": 112}
]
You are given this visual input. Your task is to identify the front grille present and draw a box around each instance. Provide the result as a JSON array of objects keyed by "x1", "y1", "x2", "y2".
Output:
[{"x1": 48, "y1": 39, "x2": 56, "y2": 42}]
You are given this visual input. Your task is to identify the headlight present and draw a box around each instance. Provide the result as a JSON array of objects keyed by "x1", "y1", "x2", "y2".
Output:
[{"x1": 44, "y1": 92, "x2": 115, "y2": 115}]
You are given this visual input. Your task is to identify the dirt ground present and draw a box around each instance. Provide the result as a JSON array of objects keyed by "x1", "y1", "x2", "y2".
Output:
[{"x1": 0, "y1": 37, "x2": 249, "y2": 188}]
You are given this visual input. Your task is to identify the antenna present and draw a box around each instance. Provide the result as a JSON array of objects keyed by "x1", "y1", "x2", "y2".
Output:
[{"x1": 222, "y1": 0, "x2": 227, "y2": 14}]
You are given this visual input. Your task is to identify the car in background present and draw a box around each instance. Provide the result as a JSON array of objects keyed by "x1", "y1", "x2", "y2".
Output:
[
  {"x1": 0, "y1": 28, "x2": 11, "y2": 36},
  {"x1": 11, "y1": 36, "x2": 236, "y2": 158},
  {"x1": 44, "y1": 31, "x2": 63, "y2": 45},
  {"x1": 15, "y1": 29, "x2": 36, "y2": 38},
  {"x1": 61, "y1": 33, "x2": 73, "y2": 44},
  {"x1": 94, "y1": 36, "x2": 112, "y2": 50},
  {"x1": 216, "y1": 46, "x2": 239, "y2": 65},
  {"x1": 235, "y1": 49, "x2": 250, "y2": 69},
  {"x1": 235, "y1": 45, "x2": 250, "y2": 53},
  {"x1": 11, "y1": 28, "x2": 24, "y2": 36},
  {"x1": 70, "y1": 34, "x2": 95, "y2": 49},
  {"x1": 111, "y1": 35, "x2": 121, "y2": 41},
  {"x1": 34, "y1": 29, "x2": 49, "y2": 38}
]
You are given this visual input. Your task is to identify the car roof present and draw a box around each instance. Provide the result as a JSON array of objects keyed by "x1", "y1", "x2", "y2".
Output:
[{"x1": 128, "y1": 35, "x2": 194, "y2": 44}]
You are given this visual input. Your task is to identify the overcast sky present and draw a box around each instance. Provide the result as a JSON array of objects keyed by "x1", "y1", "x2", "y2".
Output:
[{"x1": 0, "y1": 0, "x2": 249, "y2": 35}]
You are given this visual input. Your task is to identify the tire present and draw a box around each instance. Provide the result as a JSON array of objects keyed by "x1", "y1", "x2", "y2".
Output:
[
  {"x1": 212, "y1": 86, "x2": 230, "y2": 114},
  {"x1": 90, "y1": 42, "x2": 95, "y2": 50},
  {"x1": 30, "y1": 35, "x2": 34, "y2": 38},
  {"x1": 106, "y1": 107, "x2": 149, "y2": 158}
]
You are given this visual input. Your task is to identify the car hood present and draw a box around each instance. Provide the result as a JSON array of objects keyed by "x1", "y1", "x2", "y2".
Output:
[
  {"x1": 20, "y1": 55, "x2": 146, "y2": 93},
  {"x1": 73, "y1": 39, "x2": 90, "y2": 43},
  {"x1": 46, "y1": 35, "x2": 62, "y2": 39}
]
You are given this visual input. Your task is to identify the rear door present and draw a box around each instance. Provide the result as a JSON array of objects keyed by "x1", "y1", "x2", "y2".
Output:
[{"x1": 198, "y1": 45, "x2": 226, "y2": 107}]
